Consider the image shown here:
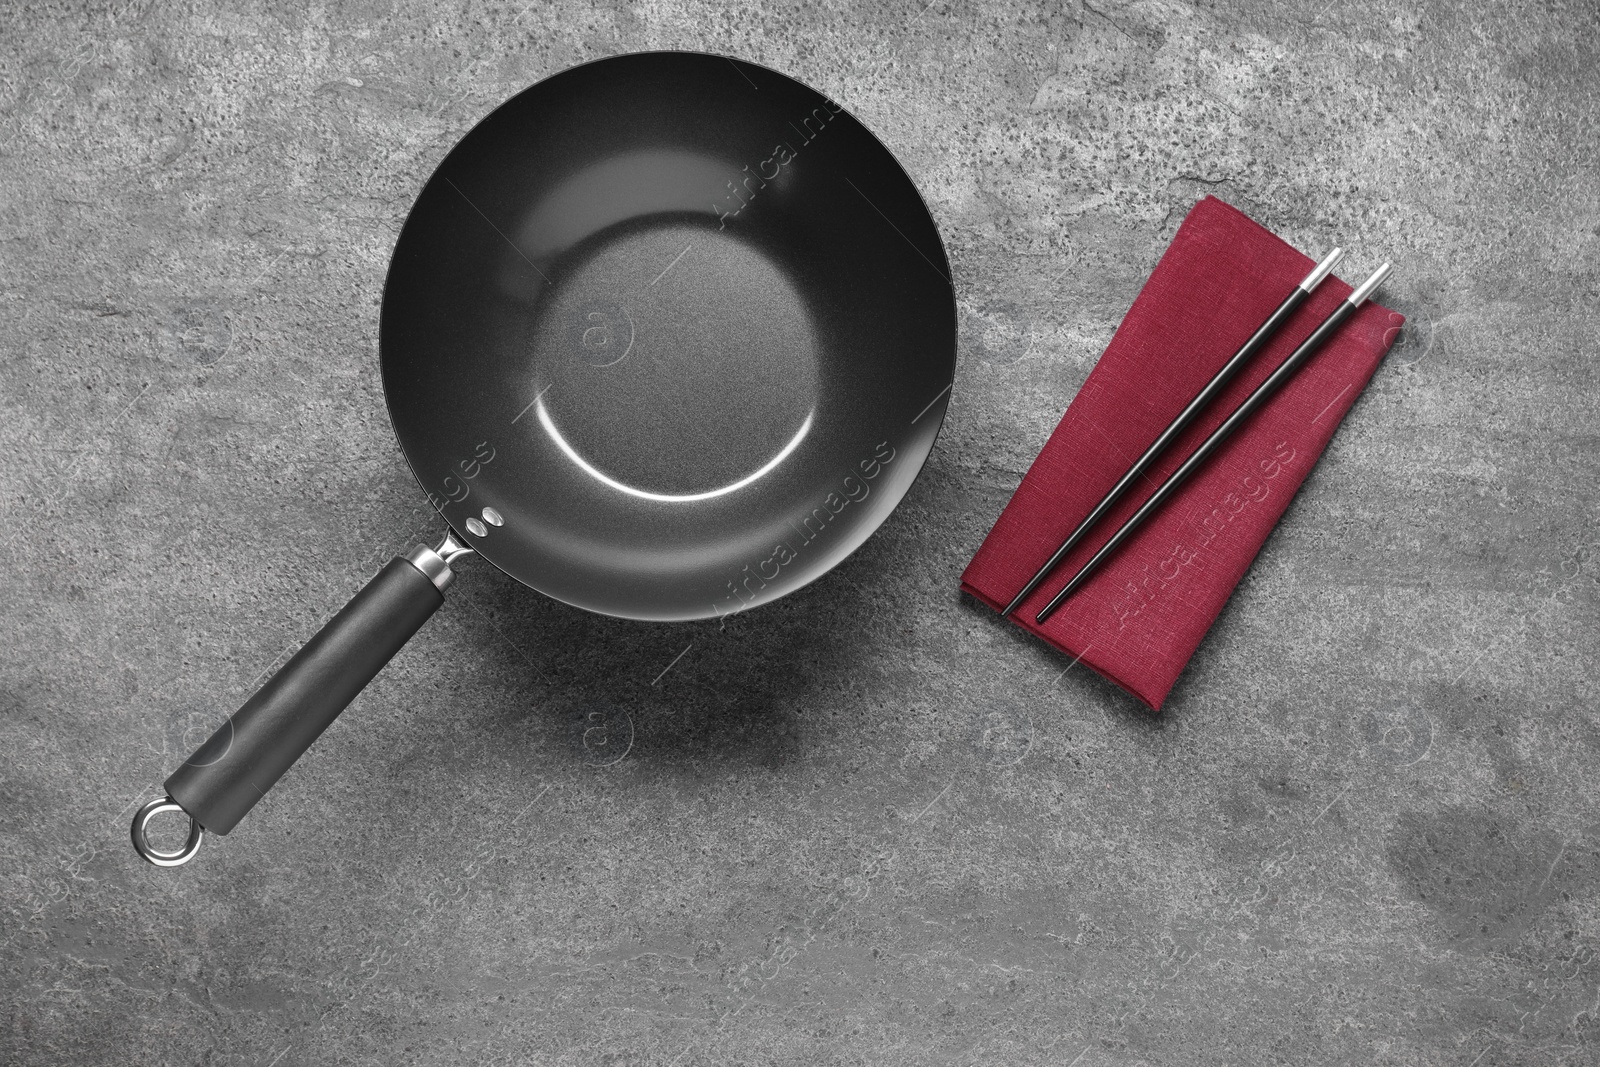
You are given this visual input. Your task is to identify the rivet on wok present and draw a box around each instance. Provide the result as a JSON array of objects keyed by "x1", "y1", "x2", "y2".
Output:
[
  {"x1": 465, "y1": 517, "x2": 488, "y2": 537},
  {"x1": 481, "y1": 506, "x2": 504, "y2": 527}
]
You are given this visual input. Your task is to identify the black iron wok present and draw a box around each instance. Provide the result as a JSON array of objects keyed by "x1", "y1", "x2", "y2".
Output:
[{"x1": 132, "y1": 51, "x2": 955, "y2": 866}]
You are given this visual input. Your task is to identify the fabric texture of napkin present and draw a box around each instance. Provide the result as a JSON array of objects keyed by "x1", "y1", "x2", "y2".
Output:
[{"x1": 960, "y1": 196, "x2": 1402, "y2": 709}]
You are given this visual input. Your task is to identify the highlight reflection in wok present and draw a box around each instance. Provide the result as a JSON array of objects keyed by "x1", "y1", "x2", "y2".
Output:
[{"x1": 536, "y1": 392, "x2": 815, "y2": 504}]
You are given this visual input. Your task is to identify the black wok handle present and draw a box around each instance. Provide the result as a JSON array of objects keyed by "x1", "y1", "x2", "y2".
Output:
[{"x1": 131, "y1": 533, "x2": 472, "y2": 866}]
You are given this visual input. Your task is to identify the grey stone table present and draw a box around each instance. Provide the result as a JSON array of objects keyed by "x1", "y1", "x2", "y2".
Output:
[{"x1": 3, "y1": 3, "x2": 1595, "y2": 1064}]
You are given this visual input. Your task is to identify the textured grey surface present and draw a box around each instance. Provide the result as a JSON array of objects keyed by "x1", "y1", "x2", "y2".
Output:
[{"x1": 2, "y1": 2, "x2": 1597, "y2": 1065}]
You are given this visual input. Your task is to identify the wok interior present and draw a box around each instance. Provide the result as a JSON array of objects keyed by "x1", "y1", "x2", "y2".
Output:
[{"x1": 381, "y1": 53, "x2": 955, "y2": 620}]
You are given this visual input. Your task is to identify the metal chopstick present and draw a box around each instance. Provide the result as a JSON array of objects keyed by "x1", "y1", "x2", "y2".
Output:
[
  {"x1": 1033, "y1": 261, "x2": 1393, "y2": 625},
  {"x1": 1001, "y1": 247, "x2": 1346, "y2": 617}
]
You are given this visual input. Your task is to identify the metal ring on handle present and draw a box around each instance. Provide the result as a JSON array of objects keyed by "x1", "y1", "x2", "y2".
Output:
[{"x1": 131, "y1": 795, "x2": 204, "y2": 867}]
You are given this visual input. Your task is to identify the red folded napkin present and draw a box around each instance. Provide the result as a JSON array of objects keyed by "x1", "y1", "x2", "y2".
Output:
[{"x1": 960, "y1": 196, "x2": 1401, "y2": 709}]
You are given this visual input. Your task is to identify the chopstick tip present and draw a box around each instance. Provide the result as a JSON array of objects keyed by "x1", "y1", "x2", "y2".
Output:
[
  {"x1": 1348, "y1": 261, "x2": 1393, "y2": 306},
  {"x1": 1298, "y1": 246, "x2": 1344, "y2": 292}
]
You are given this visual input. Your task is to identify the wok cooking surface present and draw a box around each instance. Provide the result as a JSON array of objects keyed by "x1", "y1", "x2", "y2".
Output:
[{"x1": 381, "y1": 52, "x2": 956, "y2": 620}]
